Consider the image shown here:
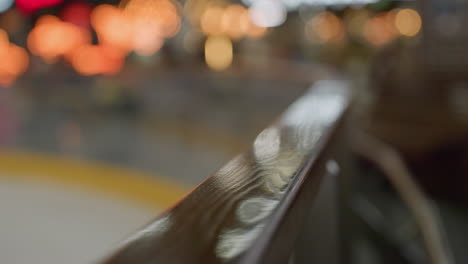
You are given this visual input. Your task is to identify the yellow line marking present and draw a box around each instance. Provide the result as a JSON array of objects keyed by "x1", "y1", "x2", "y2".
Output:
[{"x1": 0, "y1": 151, "x2": 188, "y2": 209}]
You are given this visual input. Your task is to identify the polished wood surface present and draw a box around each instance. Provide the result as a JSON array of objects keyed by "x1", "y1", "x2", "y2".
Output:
[{"x1": 102, "y1": 80, "x2": 351, "y2": 264}]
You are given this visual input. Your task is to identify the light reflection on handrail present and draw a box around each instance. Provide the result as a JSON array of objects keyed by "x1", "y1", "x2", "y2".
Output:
[{"x1": 102, "y1": 80, "x2": 350, "y2": 264}]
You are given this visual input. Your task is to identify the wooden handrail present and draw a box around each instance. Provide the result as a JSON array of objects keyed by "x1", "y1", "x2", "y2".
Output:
[{"x1": 101, "y1": 80, "x2": 351, "y2": 264}]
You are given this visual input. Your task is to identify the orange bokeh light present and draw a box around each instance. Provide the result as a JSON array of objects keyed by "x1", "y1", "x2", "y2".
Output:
[
  {"x1": 0, "y1": 28, "x2": 9, "y2": 48},
  {"x1": 200, "y1": 5, "x2": 267, "y2": 40},
  {"x1": 242, "y1": 10, "x2": 268, "y2": 39},
  {"x1": 70, "y1": 44, "x2": 124, "y2": 76},
  {"x1": 91, "y1": 1, "x2": 179, "y2": 57},
  {"x1": 364, "y1": 12, "x2": 398, "y2": 46},
  {"x1": 28, "y1": 15, "x2": 90, "y2": 63},
  {"x1": 200, "y1": 6, "x2": 224, "y2": 36},
  {"x1": 124, "y1": 0, "x2": 180, "y2": 38},
  {"x1": 0, "y1": 40, "x2": 29, "y2": 87},
  {"x1": 307, "y1": 12, "x2": 345, "y2": 44},
  {"x1": 132, "y1": 27, "x2": 164, "y2": 56},
  {"x1": 91, "y1": 4, "x2": 133, "y2": 52},
  {"x1": 221, "y1": 4, "x2": 247, "y2": 40},
  {"x1": 71, "y1": 45, "x2": 103, "y2": 75},
  {"x1": 6, "y1": 44, "x2": 29, "y2": 76}
]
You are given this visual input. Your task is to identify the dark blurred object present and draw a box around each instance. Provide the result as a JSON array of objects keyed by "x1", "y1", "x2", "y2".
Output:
[{"x1": 367, "y1": 0, "x2": 468, "y2": 205}]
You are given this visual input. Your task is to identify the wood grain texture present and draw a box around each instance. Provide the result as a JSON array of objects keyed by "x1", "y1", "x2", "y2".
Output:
[{"x1": 101, "y1": 80, "x2": 351, "y2": 264}]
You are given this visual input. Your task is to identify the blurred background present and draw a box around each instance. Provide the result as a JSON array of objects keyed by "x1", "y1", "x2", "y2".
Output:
[{"x1": 1, "y1": 0, "x2": 467, "y2": 263}]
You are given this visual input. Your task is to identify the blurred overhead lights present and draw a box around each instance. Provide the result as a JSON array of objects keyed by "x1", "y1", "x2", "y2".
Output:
[
  {"x1": 200, "y1": 5, "x2": 267, "y2": 40},
  {"x1": 249, "y1": 0, "x2": 287, "y2": 28},
  {"x1": 241, "y1": 10, "x2": 268, "y2": 39},
  {"x1": 243, "y1": 0, "x2": 378, "y2": 10},
  {"x1": 91, "y1": 4, "x2": 134, "y2": 53},
  {"x1": 124, "y1": 0, "x2": 181, "y2": 38},
  {"x1": 364, "y1": 12, "x2": 397, "y2": 46},
  {"x1": 91, "y1": 1, "x2": 180, "y2": 57},
  {"x1": 394, "y1": 8, "x2": 421, "y2": 37},
  {"x1": 132, "y1": 30, "x2": 164, "y2": 56},
  {"x1": 70, "y1": 44, "x2": 124, "y2": 76},
  {"x1": 221, "y1": 5, "x2": 248, "y2": 40},
  {"x1": 306, "y1": 11, "x2": 344, "y2": 44},
  {"x1": 200, "y1": 6, "x2": 224, "y2": 35},
  {"x1": 27, "y1": 15, "x2": 91, "y2": 63},
  {"x1": 205, "y1": 36, "x2": 233, "y2": 71}
]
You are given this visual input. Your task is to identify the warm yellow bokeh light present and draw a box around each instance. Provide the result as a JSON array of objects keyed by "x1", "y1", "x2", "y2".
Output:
[
  {"x1": 124, "y1": 0, "x2": 180, "y2": 38},
  {"x1": 221, "y1": 4, "x2": 247, "y2": 40},
  {"x1": 364, "y1": 12, "x2": 398, "y2": 46},
  {"x1": 91, "y1": 4, "x2": 133, "y2": 52},
  {"x1": 91, "y1": 1, "x2": 179, "y2": 57},
  {"x1": 132, "y1": 28, "x2": 164, "y2": 56},
  {"x1": 200, "y1": 6, "x2": 224, "y2": 35},
  {"x1": 201, "y1": 5, "x2": 267, "y2": 40},
  {"x1": 205, "y1": 36, "x2": 233, "y2": 71},
  {"x1": 395, "y1": 8, "x2": 422, "y2": 37},
  {"x1": 307, "y1": 12, "x2": 344, "y2": 44}
]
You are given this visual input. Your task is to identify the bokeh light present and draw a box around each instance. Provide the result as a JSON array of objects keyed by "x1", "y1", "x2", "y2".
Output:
[
  {"x1": 91, "y1": 1, "x2": 180, "y2": 57},
  {"x1": 132, "y1": 30, "x2": 164, "y2": 56},
  {"x1": 124, "y1": 0, "x2": 181, "y2": 38},
  {"x1": 91, "y1": 4, "x2": 134, "y2": 53},
  {"x1": 364, "y1": 12, "x2": 398, "y2": 46},
  {"x1": 243, "y1": 10, "x2": 268, "y2": 39},
  {"x1": 247, "y1": 23, "x2": 268, "y2": 39},
  {"x1": 5, "y1": 44, "x2": 29, "y2": 76},
  {"x1": 395, "y1": 8, "x2": 422, "y2": 37},
  {"x1": 205, "y1": 35, "x2": 233, "y2": 71},
  {"x1": 221, "y1": 5, "x2": 247, "y2": 40},
  {"x1": 28, "y1": 15, "x2": 91, "y2": 63},
  {"x1": 0, "y1": 28, "x2": 8, "y2": 51},
  {"x1": 306, "y1": 11, "x2": 345, "y2": 44},
  {"x1": 0, "y1": 0, "x2": 13, "y2": 14},
  {"x1": 200, "y1": 4, "x2": 267, "y2": 40},
  {"x1": 0, "y1": 29, "x2": 29, "y2": 87},
  {"x1": 249, "y1": 0, "x2": 286, "y2": 28},
  {"x1": 15, "y1": 0, "x2": 63, "y2": 14},
  {"x1": 71, "y1": 44, "x2": 124, "y2": 76},
  {"x1": 71, "y1": 45, "x2": 104, "y2": 76},
  {"x1": 200, "y1": 6, "x2": 224, "y2": 36}
]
